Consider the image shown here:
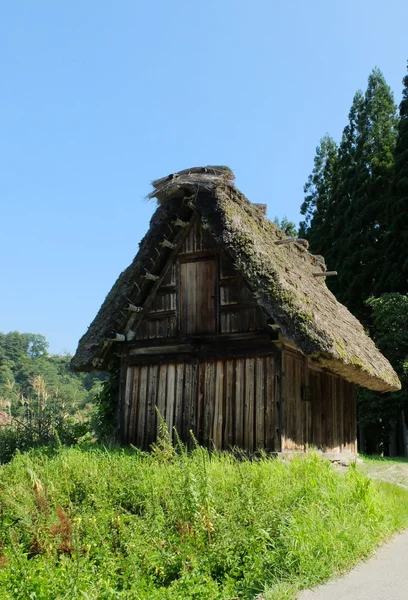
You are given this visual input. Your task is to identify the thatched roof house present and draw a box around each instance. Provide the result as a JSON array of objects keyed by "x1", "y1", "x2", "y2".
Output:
[{"x1": 72, "y1": 166, "x2": 400, "y2": 457}]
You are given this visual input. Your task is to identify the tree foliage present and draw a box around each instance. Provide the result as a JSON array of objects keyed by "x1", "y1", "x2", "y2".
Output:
[
  {"x1": 358, "y1": 294, "x2": 408, "y2": 453},
  {"x1": 301, "y1": 69, "x2": 398, "y2": 321},
  {"x1": 273, "y1": 215, "x2": 298, "y2": 237},
  {"x1": 0, "y1": 331, "x2": 104, "y2": 420},
  {"x1": 381, "y1": 63, "x2": 408, "y2": 293},
  {"x1": 300, "y1": 65, "x2": 408, "y2": 453}
]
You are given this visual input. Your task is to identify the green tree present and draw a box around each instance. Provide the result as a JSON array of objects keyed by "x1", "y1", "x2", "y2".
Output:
[
  {"x1": 342, "y1": 69, "x2": 398, "y2": 316},
  {"x1": 381, "y1": 63, "x2": 408, "y2": 293},
  {"x1": 299, "y1": 134, "x2": 338, "y2": 245},
  {"x1": 359, "y1": 294, "x2": 408, "y2": 455},
  {"x1": 273, "y1": 216, "x2": 298, "y2": 237},
  {"x1": 0, "y1": 331, "x2": 105, "y2": 420},
  {"x1": 301, "y1": 69, "x2": 398, "y2": 322}
]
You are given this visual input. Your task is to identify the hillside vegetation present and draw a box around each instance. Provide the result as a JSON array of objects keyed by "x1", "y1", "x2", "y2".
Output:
[
  {"x1": 0, "y1": 331, "x2": 105, "y2": 462},
  {"x1": 1, "y1": 442, "x2": 408, "y2": 600}
]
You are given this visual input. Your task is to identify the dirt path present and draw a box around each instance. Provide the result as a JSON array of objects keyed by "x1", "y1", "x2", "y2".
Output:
[{"x1": 298, "y1": 529, "x2": 408, "y2": 600}]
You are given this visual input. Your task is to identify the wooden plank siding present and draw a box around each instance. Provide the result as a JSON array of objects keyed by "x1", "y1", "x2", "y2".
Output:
[
  {"x1": 281, "y1": 349, "x2": 357, "y2": 454},
  {"x1": 122, "y1": 217, "x2": 357, "y2": 457},
  {"x1": 121, "y1": 355, "x2": 279, "y2": 452}
]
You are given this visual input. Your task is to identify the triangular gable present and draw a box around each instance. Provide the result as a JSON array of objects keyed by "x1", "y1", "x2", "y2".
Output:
[{"x1": 128, "y1": 218, "x2": 266, "y2": 342}]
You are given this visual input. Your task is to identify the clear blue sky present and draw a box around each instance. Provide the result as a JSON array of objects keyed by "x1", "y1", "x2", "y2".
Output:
[{"x1": 1, "y1": 0, "x2": 407, "y2": 355}]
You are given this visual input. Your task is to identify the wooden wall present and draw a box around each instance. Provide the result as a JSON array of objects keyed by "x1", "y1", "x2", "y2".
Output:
[
  {"x1": 281, "y1": 349, "x2": 357, "y2": 454},
  {"x1": 124, "y1": 219, "x2": 357, "y2": 457},
  {"x1": 120, "y1": 355, "x2": 280, "y2": 452},
  {"x1": 133, "y1": 219, "x2": 266, "y2": 341}
]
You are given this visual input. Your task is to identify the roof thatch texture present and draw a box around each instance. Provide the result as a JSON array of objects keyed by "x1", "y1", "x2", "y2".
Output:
[{"x1": 71, "y1": 166, "x2": 400, "y2": 392}]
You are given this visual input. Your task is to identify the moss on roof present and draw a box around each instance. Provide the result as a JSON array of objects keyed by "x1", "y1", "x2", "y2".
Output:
[{"x1": 71, "y1": 166, "x2": 400, "y2": 392}]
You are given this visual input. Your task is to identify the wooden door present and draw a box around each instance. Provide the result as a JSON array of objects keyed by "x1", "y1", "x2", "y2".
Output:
[{"x1": 179, "y1": 259, "x2": 217, "y2": 334}]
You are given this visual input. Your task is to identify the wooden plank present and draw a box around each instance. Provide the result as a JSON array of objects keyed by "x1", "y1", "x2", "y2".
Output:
[
  {"x1": 336, "y1": 377, "x2": 343, "y2": 453},
  {"x1": 281, "y1": 352, "x2": 290, "y2": 450},
  {"x1": 255, "y1": 357, "x2": 265, "y2": 449},
  {"x1": 325, "y1": 373, "x2": 334, "y2": 451},
  {"x1": 145, "y1": 365, "x2": 158, "y2": 448},
  {"x1": 275, "y1": 354, "x2": 282, "y2": 452},
  {"x1": 179, "y1": 259, "x2": 217, "y2": 334},
  {"x1": 128, "y1": 366, "x2": 140, "y2": 444},
  {"x1": 281, "y1": 351, "x2": 305, "y2": 451},
  {"x1": 219, "y1": 251, "x2": 239, "y2": 279},
  {"x1": 219, "y1": 279, "x2": 255, "y2": 306},
  {"x1": 351, "y1": 383, "x2": 357, "y2": 453},
  {"x1": 213, "y1": 360, "x2": 224, "y2": 449},
  {"x1": 203, "y1": 360, "x2": 215, "y2": 448},
  {"x1": 224, "y1": 358, "x2": 234, "y2": 448},
  {"x1": 203, "y1": 259, "x2": 217, "y2": 333},
  {"x1": 156, "y1": 364, "x2": 167, "y2": 436},
  {"x1": 123, "y1": 366, "x2": 134, "y2": 444},
  {"x1": 189, "y1": 262, "x2": 197, "y2": 332},
  {"x1": 234, "y1": 358, "x2": 245, "y2": 447},
  {"x1": 190, "y1": 361, "x2": 198, "y2": 446},
  {"x1": 165, "y1": 364, "x2": 176, "y2": 441},
  {"x1": 136, "y1": 365, "x2": 148, "y2": 449},
  {"x1": 197, "y1": 361, "x2": 205, "y2": 445},
  {"x1": 178, "y1": 250, "x2": 219, "y2": 262},
  {"x1": 183, "y1": 361, "x2": 195, "y2": 447},
  {"x1": 118, "y1": 359, "x2": 128, "y2": 444},
  {"x1": 298, "y1": 355, "x2": 305, "y2": 449},
  {"x1": 265, "y1": 356, "x2": 275, "y2": 451},
  {"x1": 244, "y1": 358, "x2": 255, "y2": 452},
  {"x1": 311, "y1": 370, "x2": 322, "y2": 449},
  {"x1": 304, "y1": 358, "x2": 312, "y2": 450},
  {"x1": 174, "y1": 362, "x2": 185, "y2": 443}
]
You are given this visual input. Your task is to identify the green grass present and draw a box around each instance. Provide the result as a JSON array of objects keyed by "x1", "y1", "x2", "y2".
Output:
[
  {"x1": 359, "y1": 454, "x2": 408, "y2": 490},
  {"x1": 0, "y1": 443, "x2": 408, "y2": 600}
]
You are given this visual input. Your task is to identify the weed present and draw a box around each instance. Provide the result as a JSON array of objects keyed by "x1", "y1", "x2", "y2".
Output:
[{"x1": 0, "y1": 446, "x2": 407, "y2": 599}]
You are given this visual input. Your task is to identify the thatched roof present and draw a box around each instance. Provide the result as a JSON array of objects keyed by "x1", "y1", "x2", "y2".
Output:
[{"x1": 71, "y1": 166, "x2": 400, "y2": 392}]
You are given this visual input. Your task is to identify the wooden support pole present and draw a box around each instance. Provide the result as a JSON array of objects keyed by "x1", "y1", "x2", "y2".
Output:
[
  {"x1": 313, "y1": 271, "x2": 337, "y2": 277},
  {"x1": 143, "y1": 270, "x2": 160, "y2": 281},
  {"x1": 274, "y1": 237, "x2": 309, "y2": 247},
  {"x1": 274, "y1": 237, "x2": 298, "y2": 245},
  {"x1": 126, "y1": 303, "x2": 143, "y2": 312},
  {"x1": 108, "y1": 332, "x2": 126, "y2": 342},
  {"x1": 160, "y1": 238, "x2": 176, "y2": 249}
]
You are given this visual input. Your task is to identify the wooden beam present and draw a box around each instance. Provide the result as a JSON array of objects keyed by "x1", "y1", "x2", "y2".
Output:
[
  {"x1": 143, "y1": 271, "x2": 160, "y2": 281},
  {"x1": 126, "y1": 303, "x2": 143, "y2": 312},
  {"x1": 108, "y1": 332, "x2": 126, "y2": 342},
  {"x1": 274, "y1": 237, "x2": 298, "y2": 245},
  {"x1": 313, "y1": 271, "x2": 337, "y2": 277}
]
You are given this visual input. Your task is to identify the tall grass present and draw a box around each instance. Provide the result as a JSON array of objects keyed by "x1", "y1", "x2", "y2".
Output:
[{"x1": 0, "y1": 442, "x2": 407, "y2": 599}]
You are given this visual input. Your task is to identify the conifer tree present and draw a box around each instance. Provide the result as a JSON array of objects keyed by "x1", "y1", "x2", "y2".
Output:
[
  {"x1": 325, "y1": 91, "x2": 365, "y2": 305},
  {"x1": 301, "y1": 69, "x2": 398, "y2": 321},
  {"x1": 299, "y1": 134, "x2": 338, "y2": 253},
  {"x1": 342, "y1": 69, "x2": 398, "y2": 317},
  {"x1": 381, "y1": 64, "x2": 408, "y2": 293}
]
